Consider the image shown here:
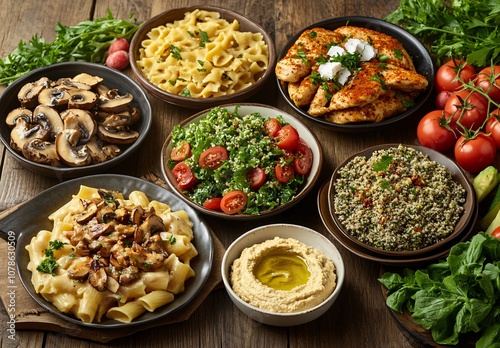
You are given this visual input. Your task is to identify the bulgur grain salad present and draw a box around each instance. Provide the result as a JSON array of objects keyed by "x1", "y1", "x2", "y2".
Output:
[{"x1": 333, "y1": 145, "x2": 466, "y2": 251}]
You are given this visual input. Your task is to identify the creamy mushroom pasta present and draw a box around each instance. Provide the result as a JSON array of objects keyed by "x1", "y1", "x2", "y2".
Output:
[
  {"x1": 136, "y1": 9, "x2": 269, "y2": 98},
  {"x1": 26, "y1": 186, "x2": 197, "y2": 323}
]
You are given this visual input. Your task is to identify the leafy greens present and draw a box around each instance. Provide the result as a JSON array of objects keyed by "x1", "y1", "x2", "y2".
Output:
[
  {"x1": 379, "y1": 232, "x2": 500, "y2": 346},
  {"x1": 0, "y1": 9, "x2": 140, "y2": 85},
  {"x1": 384, "y1": 0, "x2": 500, "y2": 67}
]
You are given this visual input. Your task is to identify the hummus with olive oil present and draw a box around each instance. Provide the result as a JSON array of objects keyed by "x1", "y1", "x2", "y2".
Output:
[{"x1": 230, "y1": 237, "x2": 336, "y2": 313}]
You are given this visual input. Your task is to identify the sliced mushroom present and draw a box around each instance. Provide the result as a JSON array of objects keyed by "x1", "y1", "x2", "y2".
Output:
[
  {"x1": 17, "y1": 77, "x2": 50, "y2": 108},
  {"x1": 54, "y1": 77, "x2": 92, "y2": 91},
  {"x1": 88, "y1": 259, "x2": 107, "y2": 292},
  {"x1": 38, "y1": 87, "x2": 71, "y2": 108},
  {"x1": 6, "y1": 107, "x2": 32, "y2": 127},
  {"x1": 86, "y1": 136, "x2": 121, "y2": 164},
  {"x1": 105, "y1": 274, "x2": 120, "y2": 293},
  {"x1": 67, "y1": 261, "x2": 91, "y2": 280},
  {"x1": 68, "y1": 89, "x2": 98, "y2": 110},
  {"x1": 22, "y1": 138, "x2": 60, "y2": 166},
  {"x1": 32, "y1": 104, "x2": 63, "y2": 140},
  {"x1": 72, "y1": 73, "x2": 104, "y2": 88},
  {"x1": 10, "y1": 118, "x2": 49, "y2": 153},
  {"x1": 55, "y1": 129, "x2": 92, "y2": 167},
  {"x1": 76, "y1": 202, "x2": 99, "y2": 224},
  {"x1": 97, "y1": 125, "x2": 139, "y2": 144},
  {"x1": 61, "y1": 109, "x2": 97, "y2": 144},
  {"x1": 98, "y1": 90, "x2": 133, "y2": 113}
]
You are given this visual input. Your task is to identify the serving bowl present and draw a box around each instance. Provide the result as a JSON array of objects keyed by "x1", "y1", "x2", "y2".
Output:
[
  {"x1": 0, "y1": 174, "x2": 213, "y2": 328},
  {"x1": 221, "y1": 224, "x2": 344, "y2": 326},
  {"x1": 327, "y1": 144, "x2": 477, "y2": 259},
  {"x1": 129, "y1": 5, "x2": 276, "y2": 109},
  {"x1": 276, "y1": 16, "x2": 435, "y2": 133},
  {"x1": 161, "y1": 103, "x2": 323, "y2": 220},
  {"x1": 0, "y1": 62, "x2": 152, "y2": 179}
]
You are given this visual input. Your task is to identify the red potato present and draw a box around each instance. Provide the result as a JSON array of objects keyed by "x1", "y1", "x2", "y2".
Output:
[
  {"x1": 108, "y1": 38, "x2": 130, "y2": 55},
  {"x1": 105, "y1": 50, "x2": 129, "y2": 70}
]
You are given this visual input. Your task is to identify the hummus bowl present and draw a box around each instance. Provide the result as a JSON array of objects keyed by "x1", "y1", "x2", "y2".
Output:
[
  {"x1": 221, "y1": 224, "x2": 344, "y2": 326},
  {"x1": 161, "y1": 103, "x2": 323, "y2": 220}
]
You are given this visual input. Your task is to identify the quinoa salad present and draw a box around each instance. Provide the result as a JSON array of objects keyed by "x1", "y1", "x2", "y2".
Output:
[{"x1": 333, "y1": 145, "x2": 466, "y2": 251}]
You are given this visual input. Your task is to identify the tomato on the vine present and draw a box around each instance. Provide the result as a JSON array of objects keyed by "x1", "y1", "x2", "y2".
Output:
[
  {"x1": 220, "y1": 190, "x2": 248, "y2": 215},
  {"x1": 454, "y1": 133, "x2": 497, "y2": 173},
  {"x1": 276, "y1": 125, "x2": 299, "y2": 151},
  {"x1": 475, "y1": 66, "x2": 500, "y2": 104},
  {"x1": 485, "y1": 109, "x2": 500, "y2": 150},
  {"x1": 198, "y1": 146, "x2": 228, "y2": 170},
  {"x1": 172, "y1": 162, "x2": 198, "y2": 190},
  {"x1": 435, "y1": 59, "x2": 476, "y2": 93},
  {"x1": 444, "y1": 90, "x2": 488, "y2": 132},
  {"x1": 416, "y1": 110, "x2": 457, "y2": 152}
]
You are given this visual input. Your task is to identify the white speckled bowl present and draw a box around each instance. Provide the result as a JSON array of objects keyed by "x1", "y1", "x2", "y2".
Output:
[{"x1": 221, "y1": 224, "x2": 345, "y2": 326}]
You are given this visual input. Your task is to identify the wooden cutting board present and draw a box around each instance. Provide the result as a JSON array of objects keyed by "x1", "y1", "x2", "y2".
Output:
[{"x1": 0, "y1": 173, "x2": 225, "y2": 343}]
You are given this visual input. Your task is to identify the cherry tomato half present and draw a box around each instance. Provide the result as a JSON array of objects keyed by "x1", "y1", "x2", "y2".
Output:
[
  {"x1": 275, "y1": 163, "x2": 295, "y2": 183},
  {"x1": 172, "y1": 162, "x2": 198, "y2": 190},
  {"x1": 202, "y1": 197, "x2": 223, "y2": 211},
  {"x1": 435, "y1": 59, "x2": 476, "y2": 93},
  {"x1": 199, "y1": 146, "x2": 228, "y2": 170},
  {"x1": 491, "y1": 226, "x2": 500, "y2": 239},
  {"x1": 220, "y1": 190, "x2": 248, "y2": 215},
  {"x1": 486, "y1": 109, "x2": 500, "y2": 150},
  {"x1": 475, "y1": 66, "x2": 500, "y2": 104},
  {"x1": 445, "y1": 90, "x2": 488, "y2": 132},
  {"x1": 264, "y1": 118, "x2": 282, "y2": 137},
  {"x1": 416, "y1": 110, "x2": 457, "y2": 153},
  {"x1": 454, "y1": 133, "x2": 497, "y2": 173},
  {"x1": 247, "y1": 167, "x2": 267, "y2": 190},
  {"x1": 276, "y1": 125, "x2": 300, "y2": 151},
  {"x1": 293, "y1": 138, "x2": 313, "y2": 175},
  {"x1": 170, "y1": 140, "x2": 191, "y2": 161}
]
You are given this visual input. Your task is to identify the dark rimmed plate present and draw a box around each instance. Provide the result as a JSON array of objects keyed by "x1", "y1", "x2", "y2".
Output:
[
  {"x1": 0, "y1": 174, "x2": 213, "y2": 328},
  {"x1": 276, "y1": 16, "x2": 435, "y2": 133}
]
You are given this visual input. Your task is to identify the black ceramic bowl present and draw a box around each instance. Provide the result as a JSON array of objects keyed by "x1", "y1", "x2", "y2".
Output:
[
  {"x1": 276, "y1": 16, "x2": 435, "y2": 133},
  {"x1": 0, "y1": 62, "x2": 152, "y2": 179}
]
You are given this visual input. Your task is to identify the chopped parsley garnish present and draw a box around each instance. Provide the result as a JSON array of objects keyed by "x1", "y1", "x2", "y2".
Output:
[
  {"x1": 296, "y1": 49, "x2": 309, "y2": 65},
  {"x1": 393, "y1": 48, "x2": 403, "y2": 59},
  {"x1": 37, "y1": 239, "x2": 66, "y2": 276},
  {"x1": 199, "y1": 30, "x2": 211, "y2": 47},
  {"x1": 308, "y1": 31, "x2": 317, "y2": 38},
  {"x1": 170, "y1": 45, "x2": 182, "y2": 60},
  {"x1": 370, "y1": 74, "x2": 387, "y2": 90},
  {"x1": 181, "y1": 88, "x2": 191, "y2": 97},
  {"x1": 373, "y1": 155, "x2": 392, "y2": 172}
]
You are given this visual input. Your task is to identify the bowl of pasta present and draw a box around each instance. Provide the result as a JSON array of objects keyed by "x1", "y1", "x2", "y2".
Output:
[
  {"x1": 129, "y1": 6, "x2": 276, "y2": 109},
  {"x1": 0, "y1": 174, "x2": 214, "y2": 327},
  {"x1": 161, "y1": 103, "x2": 323, "y2": 219},
  {"x1": 275, "y1": 16, "x2": 435, "y2": 133}
]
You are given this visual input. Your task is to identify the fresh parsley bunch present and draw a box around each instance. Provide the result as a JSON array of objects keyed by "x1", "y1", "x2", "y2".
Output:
[
  {"x1": 0, "y1": 9, "x2": 140, "y2": 85},
  {"x1": 385, "y1": 0, "x2": 500, "y2": 67},
  {"x1": 379, "y1": 232, "x2": 500, "y2": 346}
]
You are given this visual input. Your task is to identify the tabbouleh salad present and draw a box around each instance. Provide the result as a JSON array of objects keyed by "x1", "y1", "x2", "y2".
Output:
[
  {"x1": 168, "y1": 106, "x2": 313, "y2": 215},
  {"x1": 333, "y1": 145, "x2": 466, "y2": 251}
]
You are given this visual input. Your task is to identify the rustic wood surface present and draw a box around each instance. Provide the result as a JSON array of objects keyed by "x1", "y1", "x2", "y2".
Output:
[{"x1": 0, "y1": 0, "x2": 431, "y2": 347}]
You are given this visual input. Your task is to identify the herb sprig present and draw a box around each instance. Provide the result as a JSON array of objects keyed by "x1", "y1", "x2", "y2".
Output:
[
  {"x1": 0, "y1": 9, "x2": 140, "y2": 85},
  {"x1": 36, "y1": 240, "x2": 66, "y2": 276},
  {"x1": 384, "y1": 0, "x2": 500, "y2": 67}
]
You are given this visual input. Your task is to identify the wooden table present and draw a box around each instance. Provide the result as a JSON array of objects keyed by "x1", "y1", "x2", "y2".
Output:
[{"x1": 0, "y1": 0, "x2": 429, "y2": 347}]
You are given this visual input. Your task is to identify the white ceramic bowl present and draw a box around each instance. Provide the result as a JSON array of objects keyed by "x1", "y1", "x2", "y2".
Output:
[
  {"x1": 221, "y1": 224, "x2": 345, "y2": 326},
  {"x1": 161, "y1": 103, "x2": 323, "y2": 220}
]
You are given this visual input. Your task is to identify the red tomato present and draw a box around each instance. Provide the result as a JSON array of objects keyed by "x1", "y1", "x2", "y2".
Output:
[
  {"x1": 276, "y1": 125, "x2": 300, "y2": 151},
  {"x1": 199, "y1": 146, "x2": 228, "y2": 170},
  {"x1": 247, "y1": 167, "x2": 267, "y2": 190},
  {"x1": 202, "y1": 197, "x2": 222, "y2": 211},
  {"x1": 275, "y1": 163, "x2": 295, "y2": 183},
  {"x1": 435, "y1": 59, "x2": 476, "y2": 93},
  {"x1": 445, "y1": 90, "x2": 488, "y2": 132},
  {"x1": 293, "y1": 138, "x2": 313, "y2": 175},
  {"x1": 491, "y1": 226, "x2": 500, "y2": 238},
  {"x1": 264, "y1": 118, "x2": 282, "y2": 137},
  {"x1": 435, "y1": 90, "x2": 452, "y2": 109},
  {"x1": 220, "y1": 190, "x2": 247, "y2": 215},
  {"x1": 172, "y1": 162, "x2": 198, "y2": 190},
  {"x1": 416, "y1": 110, "x2": 457, "y2": 152},
  {"x1": 475, "y1": 66, "x2": 500, "y2": 103},
  {"x1": 454, "y1": 133, "x2": 497, "y2": 173},
  {"x1": 170, "y1": 141, "x2": 191, "y2": 161},
  {"x1": 485, "y1": 109, "x2": 500, "y2": 149}
]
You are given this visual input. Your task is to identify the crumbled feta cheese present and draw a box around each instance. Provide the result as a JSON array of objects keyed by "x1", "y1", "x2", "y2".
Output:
[
  {"x1": 344, "y1": 38, "x2": 363, "y2": 54},
  {"x1": 318, "y1": 61, "x2": 342, "y2": 80},
  {"x1": 337, "y1": 67, "x2": 351, "y2": 85},
  {"x1": 344, "y1": 38, "x2": 377, "y2": 61},
  {"x1": 327, "y1": 45, "x2": 345, "y2": 57}
]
